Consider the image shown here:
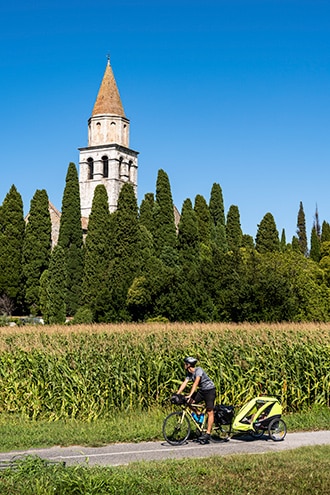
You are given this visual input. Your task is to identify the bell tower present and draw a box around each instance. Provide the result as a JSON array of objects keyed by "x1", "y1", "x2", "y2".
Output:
[{"x1": 79, "y1": 58, "x2": 138, "y2": 219}]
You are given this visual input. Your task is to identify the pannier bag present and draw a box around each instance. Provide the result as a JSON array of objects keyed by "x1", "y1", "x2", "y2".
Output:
[
  {"x1": 214, "y1": 404, "x2": 235, "y2": 425},
  {"x1": 170, "y1": 393, "x2": 187, "y2": 405}
]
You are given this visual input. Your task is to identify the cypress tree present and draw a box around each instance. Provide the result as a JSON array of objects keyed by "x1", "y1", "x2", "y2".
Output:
[
  {"x1": 242, "y1": 234, "x2": 254, "y2": 249},
  {"x1": 58, "y1": 162, "x2": 84, "y2": 316},
  {"x1": 310, "y1": 227, "x2": 321, "y2": 262},
  {"x1": 255, "y1": 212, "x2": 280, "y2": 253},
  {"x1": 209, "y1": 183, "x2": 225, "y2": 228},
  {"x1": 291, "y1": 236, "x2": 300, "y2": 253},
  {"x1": 0, "y1": 185, "x2": 25, "y2": 313},
  {"x1": 22, "y1": 189, "x2": 52, "y2": 315},
  {"x1": 177, "y1": 198, "x2": 199, "y2": 262},
  {"x1": 81, "y1": 185, "x2": 112, "y2": 315},
  {"x1": 296, "y1": 201, "x2": 308, "y2": 256},
  {"x1": 139, "y1": 193, "x2": 154, "y2": 234},
  {"x1": 194, "y1": 194, "x2": 212, "y2": 246},
  {"x1": 153, "y1": 169, "x2": 177, "y2": 257},
  {"x1": 314, "y1": 205, "x2": 321, "y2": 239},
  {"x1": 321, "y1": 221, "x2": 330, "y2": 242},
  {"x1": 280, "y1": 228, "x2": 286, "y2": 252},
  {"x1": 209, "y1": 182, "x2": 227, "y2": 251},
  {"x1": 213, "y1": 223, "x2": 228, "y2": 252},
  {"x1": 105, "y1": 182, "x2": 141, "y2": 321},
  {"x1": 39, "y1": 270, "x2": 50, "y2": 323},
  {"x1": 46, "y1": 245, "x2": 67, "y2": 324},
  {"x1": 226, "y1": 205, "x2": 242, "y2": 251},
  {"x1": 113, "y1": 183, "x2": 140, "y2": 261}
]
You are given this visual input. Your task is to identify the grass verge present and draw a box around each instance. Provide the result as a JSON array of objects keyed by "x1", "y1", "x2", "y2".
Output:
[
  {"x1": 0, "y1": 446, "x2": 329, "y2": 494},
  {"x1": 0, "y1": 406, "x2": 329, "y2": 453}
]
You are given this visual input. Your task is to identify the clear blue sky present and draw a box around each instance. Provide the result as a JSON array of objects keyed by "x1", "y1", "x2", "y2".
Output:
[{"x1": 1, "y1": 0, "x2": 329, "y2": 242}]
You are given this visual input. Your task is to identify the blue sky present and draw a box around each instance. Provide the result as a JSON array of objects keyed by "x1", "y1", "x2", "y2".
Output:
[{"x1": 1, "y1": 0, "x2": 329, "y2": 242}]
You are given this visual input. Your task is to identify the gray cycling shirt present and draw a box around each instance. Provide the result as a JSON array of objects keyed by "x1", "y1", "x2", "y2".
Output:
[{"x1": 186, "y1": 366, "x2": 215, "y2": 391}]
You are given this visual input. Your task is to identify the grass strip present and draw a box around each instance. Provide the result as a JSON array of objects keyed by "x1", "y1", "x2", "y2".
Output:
[
  {"x1": 0, "y1": 445, "x2": 329, "y2": 494},
  {"x1": 0, "y1": 406, "x2": 329, "y2": 452}
]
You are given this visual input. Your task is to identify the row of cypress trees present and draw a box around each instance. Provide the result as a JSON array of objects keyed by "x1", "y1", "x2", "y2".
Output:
[{"x1": 1, "y1": 162, "x2": 330, "y2": 323}]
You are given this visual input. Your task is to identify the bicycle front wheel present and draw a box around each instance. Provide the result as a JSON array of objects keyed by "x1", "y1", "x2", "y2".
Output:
[{"x1": 163, "y1": 411, "x2": 190, "y2": 445}]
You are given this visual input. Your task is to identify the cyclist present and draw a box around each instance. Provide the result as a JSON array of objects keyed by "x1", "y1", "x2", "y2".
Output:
[{"x1": 176, "y1": 356, "x2": 216, "y2": 444}]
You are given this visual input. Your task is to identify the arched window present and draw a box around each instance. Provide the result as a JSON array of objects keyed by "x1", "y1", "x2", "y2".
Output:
[
  {"x1": 87, "y1": 158, "x2": 94, "y2": 179},
  {"x1": 119, "y1": 156, "x2": 123, "y2": 179},
  {"x1": 102, "y1": 155, "x2": 109, "y2": 178}
]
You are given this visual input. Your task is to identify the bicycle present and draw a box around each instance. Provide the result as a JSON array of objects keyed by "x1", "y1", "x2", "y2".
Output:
[{"x1": 163, "y1": 394, "x2": 231, "y2": 445}]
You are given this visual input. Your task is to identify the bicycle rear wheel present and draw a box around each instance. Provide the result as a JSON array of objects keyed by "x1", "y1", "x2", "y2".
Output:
[{"x1": 163, "y1": 411, "x2": 190, "y2": 445}]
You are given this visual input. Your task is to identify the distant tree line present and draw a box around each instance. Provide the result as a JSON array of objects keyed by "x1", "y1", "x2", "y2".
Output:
[{"x1": 1, "y1": 162, "x2": 330, "y2": 323}]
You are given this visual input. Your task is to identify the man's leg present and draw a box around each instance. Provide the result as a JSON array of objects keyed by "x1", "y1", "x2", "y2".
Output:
[{"x1": 206, "y1": 408, "x2": 214, "y2": 435}]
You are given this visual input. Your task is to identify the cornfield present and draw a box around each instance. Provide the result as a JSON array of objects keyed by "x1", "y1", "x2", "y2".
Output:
[{"x1": 0, "y1": 323, "x2": 329, "y2": 420}]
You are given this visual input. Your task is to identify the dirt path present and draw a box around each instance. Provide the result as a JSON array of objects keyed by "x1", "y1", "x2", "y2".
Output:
[{"x1": 0, "y1": 430, "x2": 329, "y2": 467}]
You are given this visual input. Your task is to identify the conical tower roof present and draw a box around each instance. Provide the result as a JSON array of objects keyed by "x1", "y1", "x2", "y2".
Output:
[{"x1": 92, "y1": 59, "x2": 126, "y2": 117}]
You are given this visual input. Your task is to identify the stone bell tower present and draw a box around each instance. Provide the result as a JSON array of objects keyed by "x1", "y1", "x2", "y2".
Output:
[{"x1": 79, "y1": 58, "x2": 138, "y2": 219}]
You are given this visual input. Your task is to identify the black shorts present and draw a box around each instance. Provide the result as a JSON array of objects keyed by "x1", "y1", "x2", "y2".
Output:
[{"x1": 192, "y1": 388, "x2": 216, "y2": 411}]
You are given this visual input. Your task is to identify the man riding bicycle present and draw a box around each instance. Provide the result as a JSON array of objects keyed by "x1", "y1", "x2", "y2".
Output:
[{"x1": 176, "y1": 356, "x2": 216, "y2": 444}]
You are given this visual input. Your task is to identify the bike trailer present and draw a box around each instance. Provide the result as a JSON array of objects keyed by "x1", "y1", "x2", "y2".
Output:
[{"x1": 232, "y1": 396, "x2": 282, "y2": 431}]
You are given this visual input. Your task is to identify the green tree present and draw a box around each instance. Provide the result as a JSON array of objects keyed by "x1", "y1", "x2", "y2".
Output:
[
  {"x1": 177, "y1": 198, "x2": 199, "y2": 263},
  {"x1": 39, "y1": 269, "x2": 50, "y2": 323},
  {"x1": 139, "y1": 193, "x2": 154, "y2": 234},
  {"x1": 310, "y1": 226, "x2": 321, "y2": 262},
  {"x1": 297, "y1": 201, "x2": 308, "y2": 256},
  {"x1": 291, "y1": 236, "x2": 300, "y2": 253},
  {"x1": 226, "y1": 205, "x2": 242, "y2": 251},
  {"x1": 255, "y1": 212, "x2": 280, "y2": 253},
  {"x1": 46, "y1": 245, "x2": 67, "y2": 324},
  {"x1": 58, "y1": 163, "x2": 84, "y2": 315},
  {"x1": 242, "y1": 234, "x2": 254, "y2": 249},
  {"x1": 153, "y1": 169, "x2": 177, "y2": 259},
  {"x1": 81, "y1": 185, "x2": 112, "y2": 316},
  {"x1": 22, "y1": 189, "x2": 51, "y2": 315},
  {"x1": 321, "y1": 221, "x2": 330, "y2": 243},
  {"x1": 104, "y1": 183, "x2": 141, "y2": 321},
  {"x1": 209, "y1": 183, "x2": 225, "y2": 228},
  {"x1": 0, "y1": 185, "x2": 25, "y2": 313},
  {"x1": 194, "y1": 194, "x2": 212, "y2": 246},
  {"x1": 280, "y1": 229, "x2": 287, "y2": 252},
  {"x1": 314, "y1": 205, "x2": 321, "y2": 239}
]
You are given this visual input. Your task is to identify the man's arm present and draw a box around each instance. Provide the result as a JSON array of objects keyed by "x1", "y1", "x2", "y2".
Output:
[
  {"x1": 186, "y1": 376, "x2": 201, "y2": 399},
  {"x1": 176, "y1": 378, "x2": 189, "y2": 394}
]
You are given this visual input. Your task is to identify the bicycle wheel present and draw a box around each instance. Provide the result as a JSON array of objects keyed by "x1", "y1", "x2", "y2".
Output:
[
  {"x1": 268, "y1": 418, "x2": 287, "y2": 441},
  {"x1": 210, "y1": 423, "x2": 231, "y2": 443},
  {"x1": 163, "y1": 411, "x2": 191, "y2": 445}
]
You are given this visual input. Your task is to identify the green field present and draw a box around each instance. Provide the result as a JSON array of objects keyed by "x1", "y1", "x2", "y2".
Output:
[
  {"x1": 0, "y1": 322, "x2": 329, "y2": 494},
  {"x1": 0, "y1": 322, "x2": 329, "y2": 421}
]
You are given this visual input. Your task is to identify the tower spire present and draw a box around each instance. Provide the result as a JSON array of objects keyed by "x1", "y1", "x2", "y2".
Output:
[
  {"x1": 79, "y1": 58, "x2": 138, "y2": 219},
  {"x1": 92, "y1": 58, "x2": 125, "y2": 117}
]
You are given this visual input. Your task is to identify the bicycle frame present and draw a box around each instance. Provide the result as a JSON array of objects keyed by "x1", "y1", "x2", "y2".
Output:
[{"x1": 179, "y1": 403, "x2": 207, "y2": 432}]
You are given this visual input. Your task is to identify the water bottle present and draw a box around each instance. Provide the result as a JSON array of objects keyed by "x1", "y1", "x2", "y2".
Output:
[
  {"x1": 199, "y1": 414, "x2": 205, "y2": 424},
  {"x1": 192, "y1": 412, "x2": 199, "y2": 422}
]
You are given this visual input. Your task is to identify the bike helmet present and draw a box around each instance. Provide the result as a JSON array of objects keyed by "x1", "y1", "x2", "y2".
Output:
[{"x1": 184, "y1": 356, "x2": 198, "y2": 366}]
